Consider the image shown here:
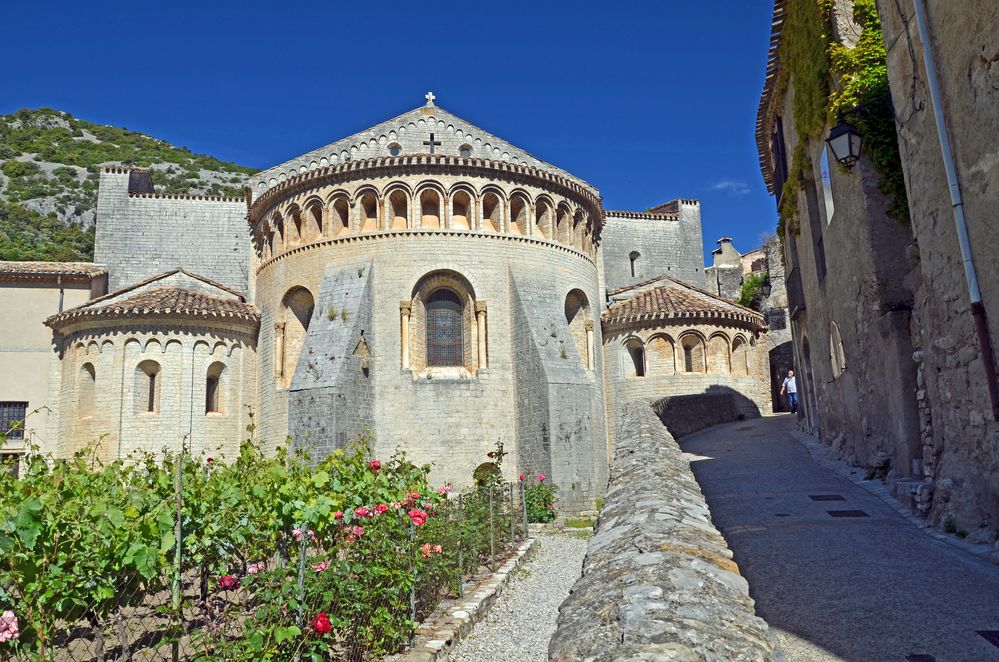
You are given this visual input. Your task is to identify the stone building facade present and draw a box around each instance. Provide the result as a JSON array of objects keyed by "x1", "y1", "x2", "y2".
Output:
[
  {"x1": 1, "y1": 96, "x2": 775, "y2": 511},
  {"x1": 757, "y1": 0, "x2": 999, "y2": 540}
]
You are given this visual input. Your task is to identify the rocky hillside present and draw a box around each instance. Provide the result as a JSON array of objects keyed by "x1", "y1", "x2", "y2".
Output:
[{"x1": 0, "y1": 108, "x2": 257, "y2": 261}]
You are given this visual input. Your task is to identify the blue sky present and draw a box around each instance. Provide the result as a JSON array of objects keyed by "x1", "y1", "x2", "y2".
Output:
[{"x1": 5, "y1": 1, "x2": 778, "y2": 262}]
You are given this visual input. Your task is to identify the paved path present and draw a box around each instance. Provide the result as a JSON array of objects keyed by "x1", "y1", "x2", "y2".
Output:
[
  {"x1": 447, "y1": 531, "x2": 587, "y2": 662},
  {"x1": 682, "y1": 414, "x2": 999, "y2": 662}
]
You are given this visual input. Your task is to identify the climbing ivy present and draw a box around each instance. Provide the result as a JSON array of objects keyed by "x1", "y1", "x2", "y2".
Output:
[{"x1": 775, "y1": 0, "x2": 909, "y2": 237}]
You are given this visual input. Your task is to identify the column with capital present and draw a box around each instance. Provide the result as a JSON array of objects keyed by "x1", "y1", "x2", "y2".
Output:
[
  {"x1": 400, "y1": 302, "x2": 412, "y2": 369},
  {"x1": 274, "y1": 322, "x2": 286, "y2": 377},
  {"x1": 584, "y1": 319, "x2": 595, "y2": 371},
  {"x1": 475, "y1": 302, "x2": 488, "y2": 370}
]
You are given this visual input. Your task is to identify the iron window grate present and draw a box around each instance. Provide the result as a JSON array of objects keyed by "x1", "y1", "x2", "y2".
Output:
[{"x1": 0, "y1": 401, "x2": 28, "y2": 440}]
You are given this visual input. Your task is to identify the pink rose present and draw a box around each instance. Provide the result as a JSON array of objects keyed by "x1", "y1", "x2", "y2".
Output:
[
  {"x1": 375, "y1": 504, "x2": 389, "y2": 515},
  {"x1": 218, "y1": 575, "x2": 239, "y2": 591},
  {"x1": 292, "y1": 528, "x2": 303, "y2": 541},
  {"x1": 437, "y1": 484, "x2": 452, "y2": 495},
  {"x1": 312, "y1": 561, "x2": 330, "y2": 572},
  {"x1": 351, "y1": 525, "x2": 365, "y2": 538},
  {"x1": 433, "y1": 544, "x2": 443, "y2": 554},
  {"x1": 538, "y1": 473, "x2": 546, "y2": 482},
  {"x1": 246, "y1": 562, "x2": 265, "y2": 575},
  {"x1": 354, "y1": 506, "x2": 372, "y2": 519},
  {"x1": 0, "y1": 610, "x2": 19, "y2": 643},
  {"x1": 519, "y1": 473, "x2": 525, "y2": 481},
  {"x1": 420, "y1": 543, "x2": 434, "y2": 558},
  {"x1": 333, "y1": 511, "x2": 344, "y2": 521}
]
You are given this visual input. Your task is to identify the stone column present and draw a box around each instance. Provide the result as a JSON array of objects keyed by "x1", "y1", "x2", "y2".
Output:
[
  {"x1": 475, "y1": 301, "x2": 488, "y2": 370},
  {"x1": 584, "y1": 319, "x2": 595, "y2": 371},
  {"x1": 400, "y1": 301, "x2": 411, "y2": 369},
  {"x1": 274, "y1": 322, "x2": 286, "y2": 377}
]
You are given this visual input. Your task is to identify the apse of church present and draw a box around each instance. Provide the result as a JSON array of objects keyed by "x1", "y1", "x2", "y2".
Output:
[{"x1": 24, "y1": 94, "x2": 773, "y2": 513}]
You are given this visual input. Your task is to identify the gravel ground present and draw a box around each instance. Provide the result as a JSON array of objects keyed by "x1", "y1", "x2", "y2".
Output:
[{"x1": 447, "y1": 531, "x2": 588, "y2": 662}]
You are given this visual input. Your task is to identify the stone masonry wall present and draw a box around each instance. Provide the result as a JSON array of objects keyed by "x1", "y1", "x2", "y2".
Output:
[
  {"x1": 94, "y1": 169, "x2": 251, "y2": 293},
  {"x1": 877, "y1": 0, "x2": 999, "y2": 540},
  {"x1": 511, "y1": 272, "x2": 606, "y2": 513},
  {"x1": 652, "y1": 391, "x2": 751, "y2": 439},
  {"x1": 549, "y1": 401, "x2": 775, "y2": 661},
  {"x1": 602, "y1": 203, "x2": 704, "y2": 293},
  {"x1": 288, "y1": 262, "x2": 374, "y2": 457}
]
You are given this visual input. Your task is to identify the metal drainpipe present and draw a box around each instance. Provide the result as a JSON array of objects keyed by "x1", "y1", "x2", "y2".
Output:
[
  {"x1": 912, "y1": 0, "x2": 999, "y2": 419},
  {"x1": 57, "y1": 275, "x2": 64, "y2": 313}
]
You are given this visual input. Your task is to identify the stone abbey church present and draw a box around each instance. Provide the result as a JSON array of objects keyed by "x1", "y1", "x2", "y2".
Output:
[{"x1": 2, "y1": 97, "x2": 773, "y2": 511}]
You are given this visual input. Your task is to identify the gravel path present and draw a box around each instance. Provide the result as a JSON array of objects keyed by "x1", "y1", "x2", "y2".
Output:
[{"x1": 447, "y1": 532, "x2": 587, "y2": 662}]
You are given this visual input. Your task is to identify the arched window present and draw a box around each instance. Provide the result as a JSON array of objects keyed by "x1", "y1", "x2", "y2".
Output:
[
  {"x1": 679, "y1": 334, "x2": 706, "y2": 373},
  {"x1": 625, "y1": 338, "x2": 646, "y2": 377},
  {"x1": 510, "y1": 195, "x2": 529, "y2": 235},
  {"x1": 426, "y1": 289, "x2": 464, "y2": 367},
  {"x1": 535, "y1": 200, "x2": 553, "y2": 238},
  {"x1": 648, "y1": 335, "x2": 675, "y2": 374},
  {"x1": 206, "y1": 361, "x2": 226, "y2": 414},
  {"x1": 830, "y1": 321, "x2": 847, "y2": 377},
  {"x1": 557, "y1": 206, "x2": 572, "y2": 243},
  {"x1": 306, "y1": 202, "x2": 323, "y2": 240},
  {"x1": 572, "y1": 210, "x2": 585, "y2": 249},
  {"x1": 279, "y1": 287, "x2": 315, "y2": 386},
  {"x1": 451, "y1": 190, "x2": 471, "y2": 230},
  {"x1": 79, "y1": 362, "x2": 96, "y2": 418},
  {"x1": 420, "y1": 189, "x2": 441, "y2": 229},
  {"x1": 629, "y1": 251, "x2": 641, "y2": 278},
  {"x1": 271, "y1": 214, "x2": 284, "y2": 256},
  {"x1": 707, "y1": 334, "x2": 731, "y2": 373},
  {"x1": 481, "y1": 192, "x2": 502, "y2": 232},
  {"x1": 389, "y1": 189, "x2": 409, "y2": 230},
  {"x1": 134, "y1": 360, "x2": 161, "y2": 414},
  {"x1": 732, "y1": 336, "x2": 750, "y2": 376},
  {"x1": 564, "y1": 290, "x2": 591, "y2": 369},
  {"x1": 288, "y1": 208, "x2": 303, "y2": 246},
  {"x1": 359, "y1": 193, "x2": 379, "y2": 232},
  {"x1": 332, "y1": 197, "x2": 350, "y2": 236}
]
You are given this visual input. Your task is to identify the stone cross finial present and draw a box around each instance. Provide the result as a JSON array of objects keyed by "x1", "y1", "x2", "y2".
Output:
[{"x1": 425, "y1": 91, "x2": 436, "y2": 106}]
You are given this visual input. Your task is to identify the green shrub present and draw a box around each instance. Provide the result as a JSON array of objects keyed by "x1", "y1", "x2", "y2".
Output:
[{"x1": 523, "y1": 474, "x2": 558, "y2": 523}]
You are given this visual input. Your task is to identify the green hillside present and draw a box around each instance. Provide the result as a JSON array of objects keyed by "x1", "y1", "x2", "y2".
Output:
[{"x1": 0, "y1": 107, "x2": 258, "y2": 261}]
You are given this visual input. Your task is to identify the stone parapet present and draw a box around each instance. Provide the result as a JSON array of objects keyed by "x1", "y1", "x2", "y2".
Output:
[{"x1": 549, "y1": 401, "x2": 775, "y2": 661}]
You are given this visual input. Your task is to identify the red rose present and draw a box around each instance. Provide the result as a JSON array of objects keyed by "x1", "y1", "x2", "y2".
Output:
[
  {"x1": 369, "y1": 460, "x2": 381, "y2": 472},
  {"x1": 218, "y1": 574, "x2": 239, "y2": 590},
  {"x1": 375, "y1": 504, "x2": 389, "y2": 515},
  {"x1": 333, "y1": 511, "x2": 344, "y2": 520},
  {"x1": 487, "y1": 451, "x2": 495, "y2": 458},
  {"x1": 519, "y1": 474, "x2": 525, "y2": 481},
  {"x1": 311, "y1": 612, "x2": 332, "y2": 635},
  {"x1": 408, "y1": 508, "x2": 428, "y2": 527},
  {"x1": 206, "y1": 457, "x2": 214, "y2": 463}
]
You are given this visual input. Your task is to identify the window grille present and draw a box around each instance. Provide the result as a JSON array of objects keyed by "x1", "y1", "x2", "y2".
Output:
[
  {"x1": 0, "y1": 401, "x2": 27, "y2": 440},
  {"x1": 426, "y1": 289, "x2": 464, "y2": 367}
]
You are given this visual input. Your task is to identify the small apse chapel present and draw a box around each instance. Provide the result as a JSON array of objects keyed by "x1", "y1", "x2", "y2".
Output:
[{"x1": 10, "y1": 95, "x2": 772, "y2": 512}]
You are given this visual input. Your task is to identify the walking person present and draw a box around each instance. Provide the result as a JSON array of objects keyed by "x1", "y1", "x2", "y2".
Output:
[{"x1": 780, "y1": 369, "x2": 798, "y2": 414}]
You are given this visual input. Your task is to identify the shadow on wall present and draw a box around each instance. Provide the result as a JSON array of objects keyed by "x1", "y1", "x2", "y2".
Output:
[{"x1": 652, "y1": 385, "x2": 761, "y2": 439}]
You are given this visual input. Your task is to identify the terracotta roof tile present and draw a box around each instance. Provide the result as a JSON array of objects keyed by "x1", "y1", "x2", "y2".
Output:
[
  {"x1": 0, "y1": 261, "x2": 107, "y2": 279},
  {"x1": 47, "y1": 286, "x2": 259, "y2": 328},
  {"x1": 603, "y1": 277, "x2": 766, "y2": 330}
]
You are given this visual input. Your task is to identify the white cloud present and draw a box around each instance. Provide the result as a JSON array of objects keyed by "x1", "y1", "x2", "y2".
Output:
[{"x1": 710, "y1": 179, "x2": 751, "y2": 195}]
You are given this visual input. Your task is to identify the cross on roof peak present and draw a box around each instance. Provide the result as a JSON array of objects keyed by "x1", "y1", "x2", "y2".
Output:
[{"x1": 424, "y1": 91, "x2": 436, "y2": 106}]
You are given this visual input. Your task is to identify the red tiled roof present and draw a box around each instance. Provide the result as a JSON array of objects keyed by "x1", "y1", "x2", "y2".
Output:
[
  {"x1": 603, "y1": 277, "x2": 766, "y2": 330},
  {"x1": 47, "y1": 286, "x2": 259, "y2": 328},
  {"x1": 0, "y1": 261, "x2": 107, "y2": 279}
]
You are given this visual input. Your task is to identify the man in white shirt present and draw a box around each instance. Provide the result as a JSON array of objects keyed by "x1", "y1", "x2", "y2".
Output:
[{"x1": 780, "y1": 369, "x2": 798, "y2": 414}]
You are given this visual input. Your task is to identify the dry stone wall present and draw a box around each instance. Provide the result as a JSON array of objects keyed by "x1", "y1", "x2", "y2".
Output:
[{"x1": 549, "y1": 401, "x2": 775, "y2": 661}]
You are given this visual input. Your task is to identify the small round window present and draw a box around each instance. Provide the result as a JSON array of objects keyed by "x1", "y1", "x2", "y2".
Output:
[
  {"x1": 388, "y1": 143, "x2": 402, "y2": 157},
  {"x1": 459, "y1": 144, "x2": 473, "y2": 158}
]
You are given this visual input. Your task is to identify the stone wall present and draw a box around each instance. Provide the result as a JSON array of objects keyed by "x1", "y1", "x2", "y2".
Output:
[
  {"x1": 875, "y1": 0, "x2": 999, "y2": 539},
  {"x1": 94, "y1": 169, "x2": 250, "y2": 293},
  {"x1": 602, "y1": 202, "x2": 704, "y2": 292},
  {"x1": 549, "y1": 401, "x2": 775, "y2": 661},
  {"x1": 287, "y1": 262, "x2": 375, "y2": 457},
  {"x1": 652, "y1": 390, "x2": 756, "y2": 439}
]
